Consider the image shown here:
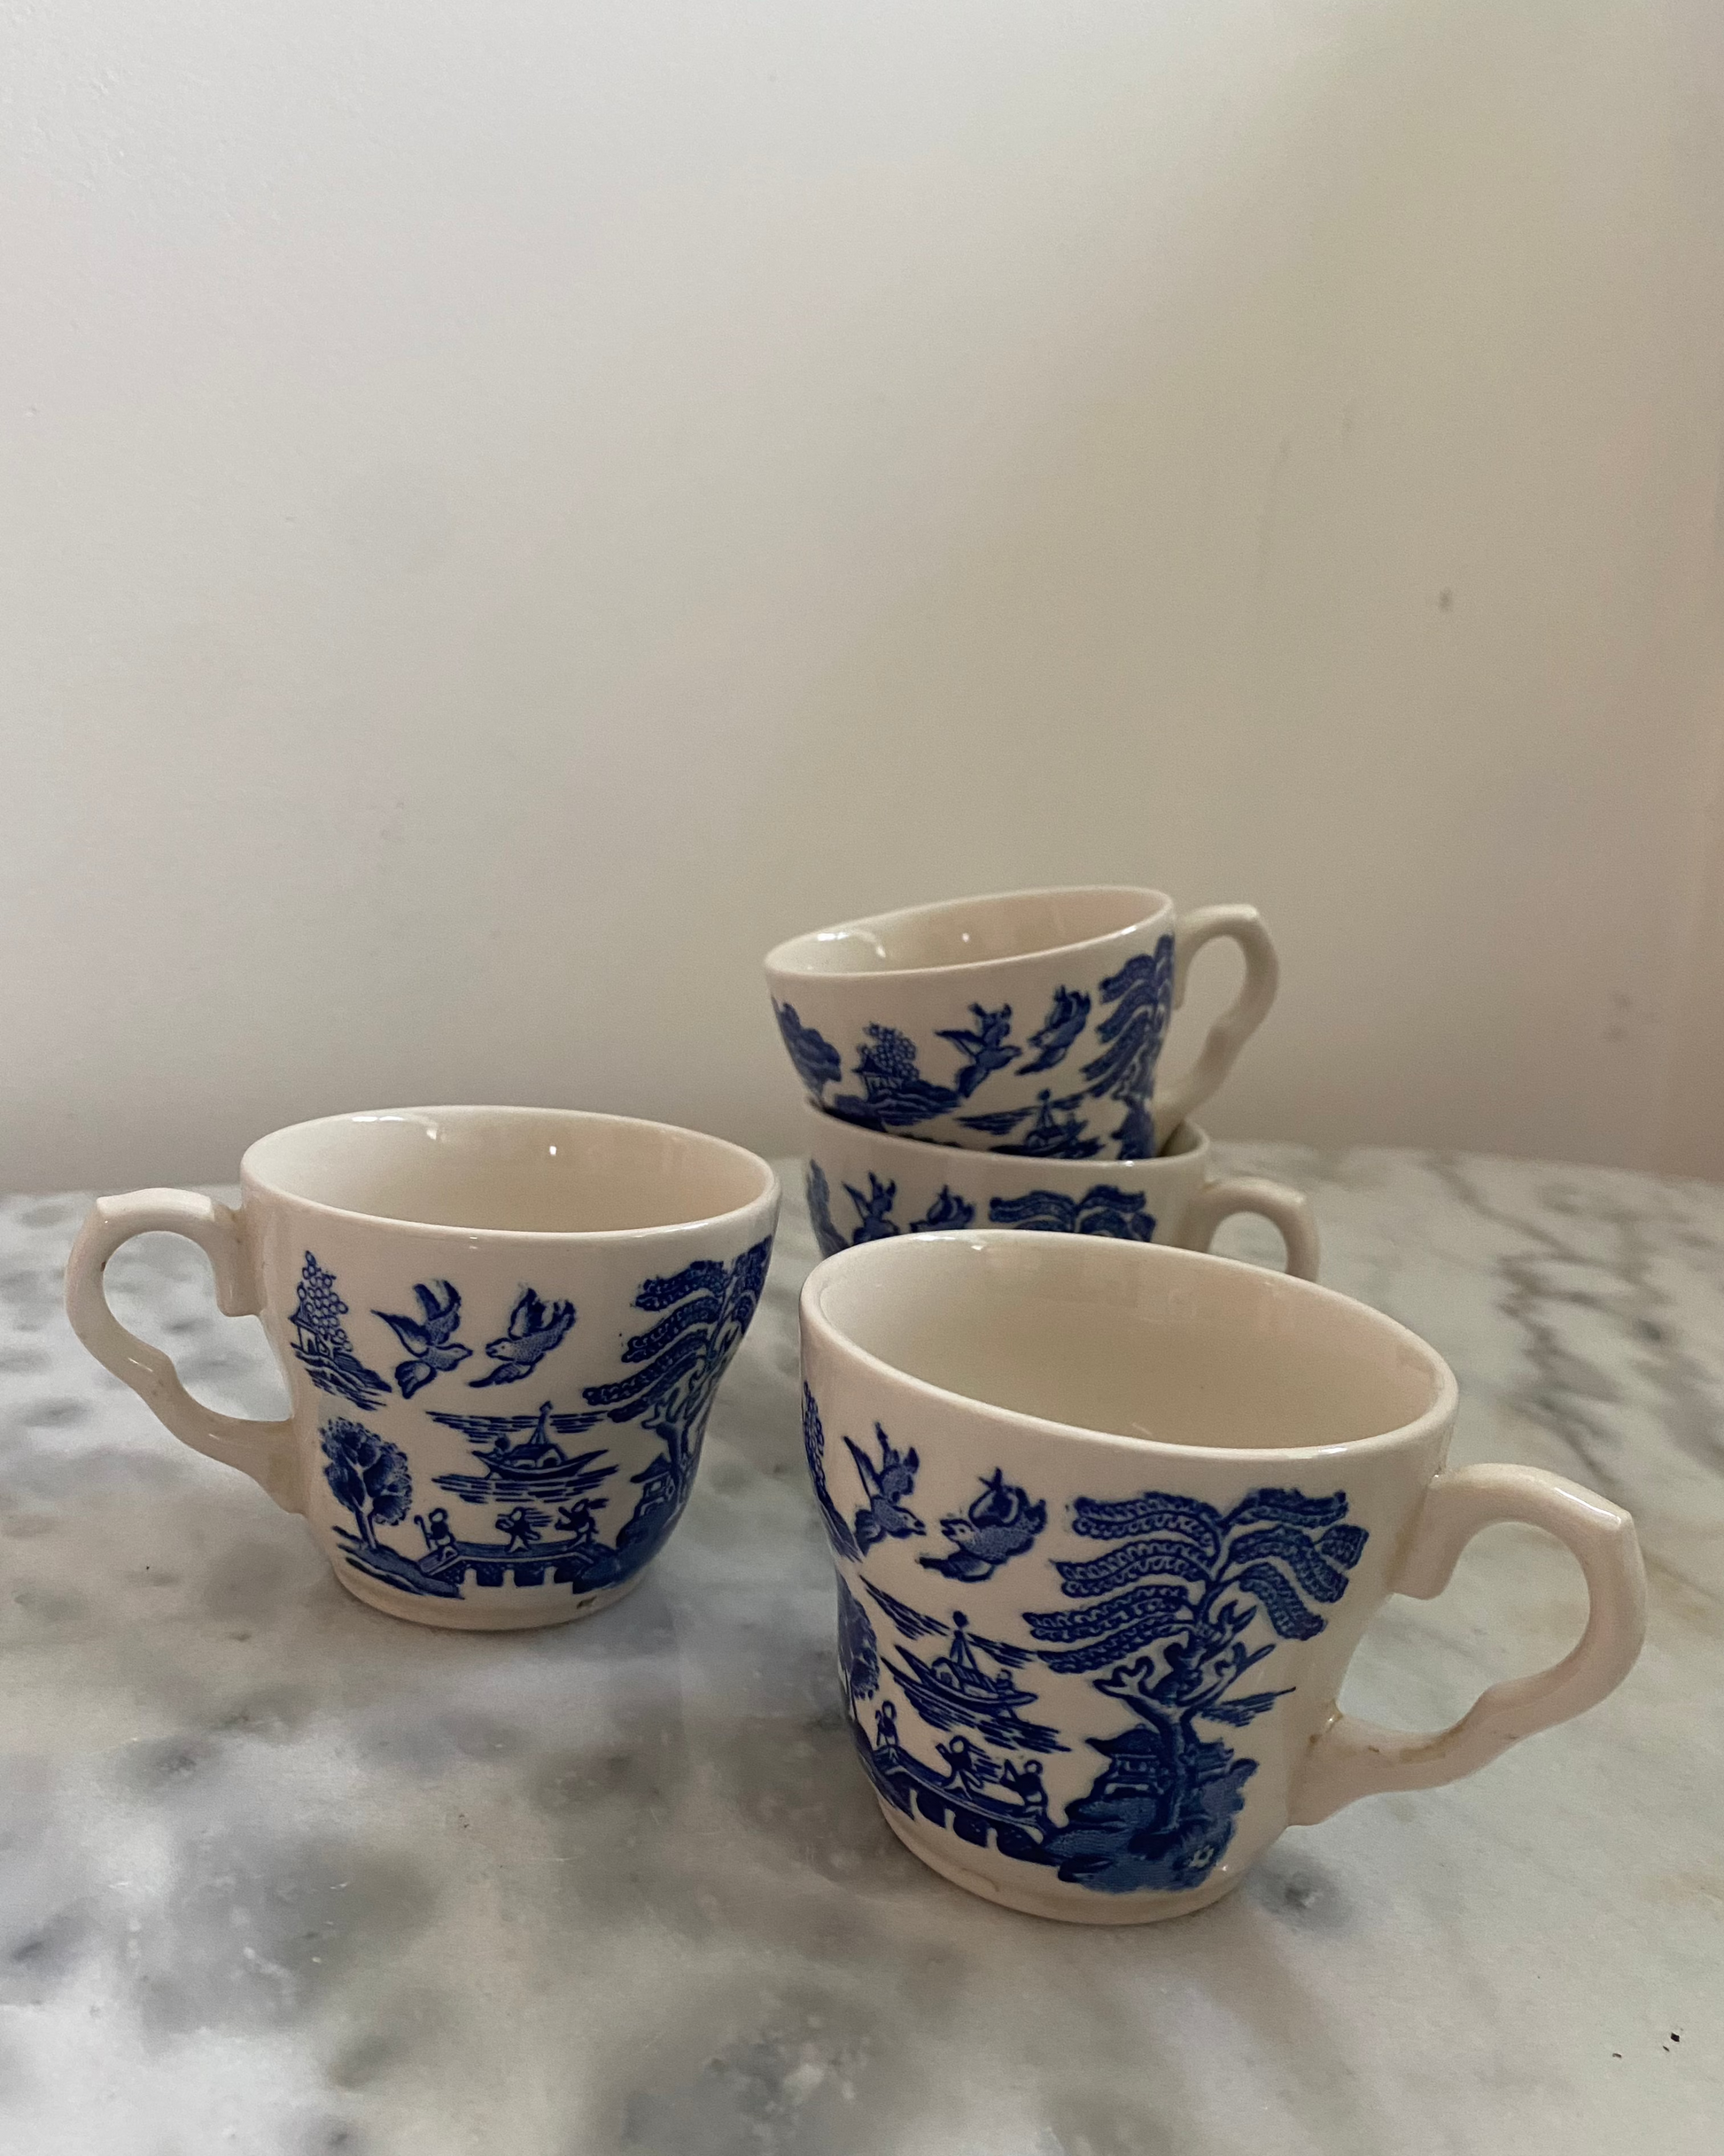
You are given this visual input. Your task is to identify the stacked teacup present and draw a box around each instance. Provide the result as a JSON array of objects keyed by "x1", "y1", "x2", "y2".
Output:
[{"x1": 765, "y1": 883, "x2": 1316, "y2": 1275}]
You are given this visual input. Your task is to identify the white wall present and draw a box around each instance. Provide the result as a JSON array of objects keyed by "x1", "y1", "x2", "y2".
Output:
[{"x1": 4, "y1": 0, "x2": 1721, "y2": 1193}]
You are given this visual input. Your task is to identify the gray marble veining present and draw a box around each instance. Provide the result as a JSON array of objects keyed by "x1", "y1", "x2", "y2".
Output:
[{"x1": 0, "y1": 1149, "x2": 1719, "y2": 2154}]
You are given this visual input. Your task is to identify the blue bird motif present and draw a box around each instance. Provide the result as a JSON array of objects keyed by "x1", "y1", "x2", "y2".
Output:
[
  {"x1": 846, "y1": 1172, "x2": 902, "y2": 1243},
  {"x1": 935, "y1": 1003, "x2": 1021, "y2": 1101},
  {"x1": 913, "y1": 1187, "x2": 976, "y2": 1233},
  {"x1": 373, "y1": 1280, "x2": 471, "y2": 1398},
  {"x1": 844, "y1": 1425, "x2": 926, "y2": 1551},
  {"x1": 920, "y1": 1467, "x2": 1048, "y2": 1581},
  {"x1": 1019, "y1": 986, "x2": 1091, "y2": 1075},
  {"x1": 469, "y1": 1286, "x2": 577, "y2": 1388}
]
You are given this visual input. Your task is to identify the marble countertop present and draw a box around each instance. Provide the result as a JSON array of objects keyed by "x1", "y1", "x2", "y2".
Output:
[{"x1": 1, "y1": 1147, "x2": 1720, "y2": 2154}]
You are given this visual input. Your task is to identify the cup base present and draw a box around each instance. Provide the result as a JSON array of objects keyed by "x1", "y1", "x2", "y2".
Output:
[
  {"x1": 876, "y1": 1796, "x2": 1246, "y2": 1925},
  {"x1": 330, "y1": 1558, "x2": 652, "y2": 1632}
]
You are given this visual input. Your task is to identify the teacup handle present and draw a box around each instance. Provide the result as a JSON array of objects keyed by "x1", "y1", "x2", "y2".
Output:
[
  {"x1": 1172, "y1": 1177, "x2": 1319, "y2": 1280},
  {"x1": 65, "y1": 1190, "x2": 303, "y2": 1513},
  {"x1": 1289, "y1": 1463, "x2": 1645, "y2": 1824},
  {"x1": 1153, "y1": 905, "x2": 1279, "y2": 1140}
]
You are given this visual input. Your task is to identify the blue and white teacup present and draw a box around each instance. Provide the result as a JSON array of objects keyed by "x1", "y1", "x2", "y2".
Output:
[
  {"x1": 801, "y1": 1101, "x2": 1318, "y2": 1278},
  {"x1": 765, "y1": 885, "x2": 1277, "y2": 1160},
  {"x1": 801, "y1": 1232, "x2": 1646, "y2": 1923},
  {"x1": 65, "y1": 1107, "x2": 779, "y2": 1631}
]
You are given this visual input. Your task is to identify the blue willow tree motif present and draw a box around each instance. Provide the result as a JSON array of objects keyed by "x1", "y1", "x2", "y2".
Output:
[
  {"x1": 469, "y1": 1287, "x2": 577, "y2": 1389},
  {"x1": 321, "y1": 1416, "x2": 413, "y2": 1549},
  {"x1": 373, "y1": 1280, "x2": 470, "y2": 1398},
  {"x1": 920, "y1": 1468, "x2": 1048, "y2": 1582},
  {"x1": 581, "y1": 1238, "x2": 773, "y2": 1555},
  {"x1": 774, "y1": 1001, "x2": 843, "y2": 1097},
  {"x1": 291, "y1": 1254, "x2": 392, "y2": 1412},
  {"x1": 1020, "y1": 987, "x2": 1091, "y2": 1074},
  {"x1": 987, "y1": 1186, "x2": 1157, "y2": 1241},
  {"x1": 1079, "y1": 937, "x2": 1176, "y2": 1159},
  {"x1": 804, "y1": 1161, "x2": 977, "y2": 1258},
  {"x1": 1019, "y1": 1486, "x2": 1369, "y2": 1893}
]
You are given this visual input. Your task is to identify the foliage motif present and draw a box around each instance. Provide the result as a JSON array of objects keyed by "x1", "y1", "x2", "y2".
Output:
[
  {"x1": 773, "y1": 1001, "x2": 843, "y2": 1096},
  {"x1": 580, "y1": 1238, "x2": 773, "y2": 1563},
  {"x1": 987, "y1": 1186, "x2": 1156, "y2": 1241},
  {"x1": 321, "y1": 1416, "x2": 413, "y2": 1548}
]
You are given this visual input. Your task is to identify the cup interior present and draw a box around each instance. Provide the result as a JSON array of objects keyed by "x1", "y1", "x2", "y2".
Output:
[
  {"x1": 243, "y1": 1107, "x2": 774, "y2": 1234},
  {"x1": 769, "y1": 886, "x2": 1167, "y2": 977},
  {"x1": 810, "y1": 1234, "x2": 1447, "y2": 1452}
]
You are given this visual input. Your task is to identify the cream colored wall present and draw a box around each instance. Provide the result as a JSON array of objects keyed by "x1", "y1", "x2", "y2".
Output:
[{"x1": 4, "y1": 2, "x2": 1721, "y2": 1192}]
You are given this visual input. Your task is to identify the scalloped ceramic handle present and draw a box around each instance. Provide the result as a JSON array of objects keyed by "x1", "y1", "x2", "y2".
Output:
[
  {"x1": 64, "y1": 1189, "x2": 303, "y2": 1513},
  {"x1": 1173, "y1": 1176, "x2": 1319, "y2": 1280},
  {"x1": 1290, "y1": 1463, "x2": 1645, "y2": 1825},
  {"x1": 1153, "y1": 905, "x2": 1279, "y2": 1141}
]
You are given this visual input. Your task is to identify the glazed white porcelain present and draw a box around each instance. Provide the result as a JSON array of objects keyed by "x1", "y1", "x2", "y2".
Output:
[
  {"x1": 65, "y1": 1107, "x2": 779, "y2": 1631},
  {"x1": 800, "y1": 1232, "x2": 1646, "y2": 1925},
  {"x1": 765, "y1": 884, "x2": 1277, "y2": 1159},
  {"x1": 800, "y1": 1102, "x2": 1318, "y2": 1279}
]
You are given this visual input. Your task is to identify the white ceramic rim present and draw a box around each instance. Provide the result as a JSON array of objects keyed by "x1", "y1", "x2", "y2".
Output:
[
  {"x1": 797, "y1": 1097, "x2": 1206, "y2": 1179},
  {"x1": 764, "y1": 884, "x2": 1175, "y2": 985},
  {"x1": 801, "y1": 1229, "x2": 1458, "y2": 1467},
  {"x1": 240, "y1": 1105, "x2": 780, "y2": 1243}
]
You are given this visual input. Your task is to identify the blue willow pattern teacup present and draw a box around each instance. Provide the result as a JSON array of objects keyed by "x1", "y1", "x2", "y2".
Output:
[
  {"x1": 800, "y1": 1101, "x2": 1319, "y2": 1277},
  {"x1": 765, "y1": 886, "x2": 1277, "y2": 1160},
  {"x1": 65, "y1": 1107, "x2": 779, "y2": 1631},
  {"x1": 800, "y1": 1232, "x2": 1645, "y2": 1923}
]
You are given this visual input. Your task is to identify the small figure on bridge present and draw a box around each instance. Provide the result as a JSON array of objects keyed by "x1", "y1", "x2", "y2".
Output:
[{"x1": 415, "y1": 1507, "x2": 457, "y2": 1565}]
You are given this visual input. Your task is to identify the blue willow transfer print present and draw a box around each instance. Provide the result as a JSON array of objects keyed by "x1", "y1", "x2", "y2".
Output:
[
  {"x1": 805, "y1": 1162, "x2": 976, "y2": 1259},
  {"x1": 1020, "y1": 986, "x2": 1091, "y2": 1074},
  {"x1": 920, "y1": 1468, "x2": 1048, "y2": 1582},
  {"x1": 813, "y1": 937, "x2": 1176, "y2": 1160},
  {"x1": 470, "y1": 1286, "x2": 577, "y2": 1389},
  {"x1": 802, "y1": 1384, "x2": 926, "y2": 1562},
  {"x1": 804, "y1": 1402, "x2": 1369, "y2": 1896},
  {"x1": 291, "y1": 1254, "x2": 392, "y2": 1412},
  {"x1": 374, "y1": 1280, "x2": 470, "y2": 1398},
  {"x1": 987, "y1": 1186, "x2": 1157, "y2": 1241},
  {"x1": 774, "y1": 1001, "x2": 844, "y2": 1098},
  {"x1": 323, "y1": 1238, "x2": 772, "y2": 1603},
  {"x1": 806, "y1": 1163, "x2": 1154, "y2": 1255}
]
